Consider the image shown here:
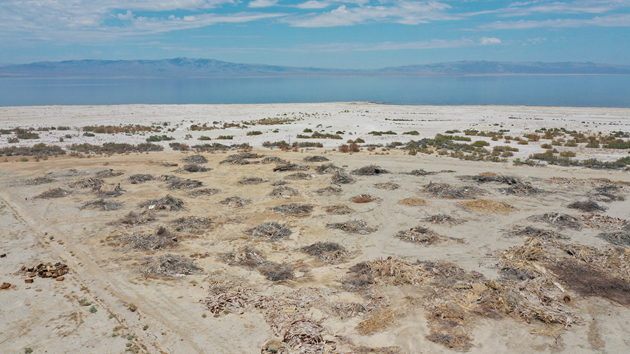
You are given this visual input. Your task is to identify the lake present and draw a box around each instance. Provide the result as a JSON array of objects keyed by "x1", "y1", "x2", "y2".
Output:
[{"x1": 1, "y1": 75, "x2": 629, "y2": 107}]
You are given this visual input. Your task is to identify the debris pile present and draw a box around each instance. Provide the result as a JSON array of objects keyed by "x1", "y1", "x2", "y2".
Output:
[
  {"x1": 284, "y1": 172, "x2": 312, "y2": 180},
  {"x1": 316, "y1": 163, "x2": 342, "y2": 174},
  {"x1": 528, "y1": 212, "x2": 582, "y2": 230},
  {"x1": 507, "y1": 225, "x2": 569, "y2": 240},
  {"x1": 182, "y1": 155, "x2": 208, "y2": 164},
  {"x1": 397, "y1": 198, "x2": 426, "y2": 206},
  {"x1": 68, "y1": 177, "x2": 104, "y2": 189},
  {"x1": 95, "y1": 169, "x2": 124, "y2": 178},
  {"x1": 138, "y1": 195, "x2": 185, "y2": 211},
  {"x1": 238, "y1": 177, "x2": 266, "y2": 185},
  {"x1": 34, "y1": 188, "x2": 72, "y2": 199},
  {"x1": 270, "y1": 186, "x2": 299, "y2": 197},
  {"x1": 245, "y1": 222, "x2": 292, "y2": 240},
  {"x1": 315, "y1": 186, "x2": 342, "y2": 196},
  {"x1": 273, "y1": 163, "x2": 310, "y2": 172},
  {"x1": 325, "y1": 205, "x2": 353, "y2": 215},
  {"x1": 331, "y1": 171, "x2": 355, "y2": 185},
  {"x1": 118, "y1": 233, "x2": 176, "y2": 251},
  {"x1": 458, "y1": 199, "x2": 514, "y2": 213},
  {"x1": 170, "y1": 216, "x2": 213, "y2": 233},
  {"x1": 374, "y1": 182, "x2": 400, "y2": 190},
  {"x1": 114, "y1": 210, "x2": 157, "y2": 226},
  {"x1": 24, "y1": 176, "x2": 56, "y2": 185},
  {"x1": 597, "y1": 231, "x2": 630, "y2": 247},
  {"x1": 21, "y1": 262, "x2": 69, "y2": 279},
  {"x1": 271, "y1": 203, "x2": 313, "y2": 216},
  {"x1": 326, "y1": 220, "x2": 376, "y2": 234},
  {"x1": 301, "y1": 242, "x2": 350, "y2": 264},
  {"x1": 221, "y1": 153, "x2": 264, "y2": 165},
  {"x1": 423, "y1": 214, "x2": 465, "y2": 225},
  {"x1": 407, "y1": 169, "x2": 437, "y2": 176},
  {"x1": 567, "y1": 200, "x2": 607, "y2": 212},
  {"x1": 579, "y1": 214, "x2": 630, "y2": 231},
  {"x1": 168, "y1": 178, "x2": 203, "y2": 190},
  {"x1": 262, "y1": 156, "x2": 287, "y2": 164},
  {"x1": 141, "y1": 255, "x2": 201, "y2": 277},
  {"x1": 80, "y1": 199, "x2": 123, "y2": 211},
  {"x1": 220, "y1": 196, "x2": 251, "y2": 208},
  {"x1": 351, "y1": 165, "x2": 389, "y2": 176},
  {"x1": 304, "y1": 156, "x2": 329, "y2": 162},
  {"x1": 423, "y1": 182, "x2": 486, "y2": 199},
  {"x1": 351, "y1": 194, "x2": 375, "y2": 203},
  {"x1": 188, "y1": 188, "x2": 220, "y2": 198},
  {"x1": 221, "y1": 247, "x2": 267, "y2": 268},
  {"x1": 182, "y1": 164, "x2": 209, "y2": 173},
  {"x1": 128, "y1": 174, "x2": 154, "y2": 184},
  {"x1": 395, "y1": 226, "x2": 443, "y2": 245}
]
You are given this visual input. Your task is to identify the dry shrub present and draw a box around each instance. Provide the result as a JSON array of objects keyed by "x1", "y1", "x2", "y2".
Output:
[
  {"x1": 168, "y1": 178, "x2": 203, "y2": 190},
  {"x1": 282, "y1": 319, "x2": 324, "y2": 352},
  {"x1": 35, "y1": 187, "x2": 71, "y2": 199},
  {"x1": 353, "y1": 346, "x2": 402, "y2": 354},
  {"x1": 424, "y1": 182, "x2": 486, "y2": 199},
  {"x1": 270, "y1": 186, "x2": 299, "y2": 197},
  {"x1": 567, "y1": 200, "x2": 607, "y2": 212},
  {"x1": 579, "y1": 214, "x2": 630, "y2": 230},
  {"x1": 220, "y1": 152, "x2": 264, "y2": 165},
  {"x1": 182, "y1": 164, "x2": 209, "y2": 173},
  {"x1": 114, "y1": 210, "x2": 157, "y2": 226},
  {"x1": 528, "y1": 212, "x2": 582, "y2": 230},
  {"x1": 458, "y1": 199, "x2": 514, "y2": 213},
  {"x1": 141, "y1": 254, "x2": 201, "y2": 277},
  {"x1": 271, "y1": 203, "x2": 313, "y2": 216},
  {"x1": 204, "y1": 290, "x2": 252, "y2": 315},
  {"x1": 464, "y1": 174, "x2": 521, "y2": 185},
  {"x1": 590, "y1": 186, "x2": 625, "y2": 202},
  {"x1": 331, "y1": 171, "x2": 355, "y2": 185},
  {"x1": 81, "y1": 199, "x2": 123, "y2": 211},
  {"x1": 301, "y1": 242, "x2": 350, "y2": 264},
  {"x1": 326, "y1": 220, "x2": 376, "y2": 235},
  {"x1": 304, "y1": 156, "x2": 329, "y2": 162},
  {"x1": 271, "y1": 180, "x2": 289, "y2": 186},
  {"x1": 408, "y1": 169, "x2": 437, "y2": 176},
  {"x1": 315, "y1": 186, "x2": 342, "y2": 196},
  {"x1": 273, "y1": 163, "x2": 309, "y2": 172},
  {"x1": 352, "y1": 165, "x2": 389, "y2": 176},
  {"x1": 24, "y1": 176, "x2": 56, "y2": 185},
  {"x1": 118, "y1": 233, "x2": 176, "y2": 251},
  {"x1": 352, "y1": 194, "x2": 375, "y2": 203},
  {"x1": 182, "y1": 155, "x2": 208, "y2": 164},
  {"x1": 138, "y1": 195, "x2": 185, "y2": 211},
  {"x1": 549, "y1": 260, "x2": 630, "y2": 306},
  {"x1": 396, "y1": 226, "x2": 443, "y2": 245},
  {"x1": 128, "y1": 174, "x2": 154, "y2": 184},
  {"x1": 597, "y1": 231, "x2": 630, "y2": 247},
  {"x1": 245, "y1": 222, "x2": 292, "y2": 240},
  {"x1": 239, "y1": 177, "x2": 266, "y2": 185},
  {"x1": 325, "y1": 205, "x2": 353, "y2": 215},
  {"x1": 262, "y1": 156, "x2": 287, "y2": 164},
  {"x1": 259, "y1": 262, "x2": 295, "y2": 282},
  {"x1": 284, "y1": 172, "x2": 312, "y2": 180},
  {"x1": 68, "y1": 177, "x2": 104, "y2": 189},
  {"x1": 374, "y1": 182, "x2": 399, "y2": 190},
  {"x1": 221, "y1": 246, "x2": 267, "y2": 268},
  {"x1": 507, "y1": 226, "x2": 569, "y2": 240},
  {"x1": 95, "y1": 169, "x2": 124, "y2": 178},
  {"x1": 187, "y1": 188, "x2": 220, "y2": 198},
  {"x1": 397, "y1": 198, "x2": 427, "y2": 206},
  {"x1": 316, "y1": 163, "x2": 342, "y2": 174},
  {"x1": 220, "y1": 196, "x2": 251, "y2": 208},
  {"x1": 499, "y1": 183, "x2": 544, "y2": 196},
  {"x1": 170, "y1": 216, "x2": 213, "y2": 233},
  {"x1": 356, "y1": 309, "x2": 395, "y2": 335},
  {"x1": 423, "y1": 214, "x2": 465, "y2": 225}
]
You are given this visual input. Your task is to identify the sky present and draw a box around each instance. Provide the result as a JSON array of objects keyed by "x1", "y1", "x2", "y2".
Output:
[{"x1": 1, "y1": 0, "x2": 629, "y2": 69}]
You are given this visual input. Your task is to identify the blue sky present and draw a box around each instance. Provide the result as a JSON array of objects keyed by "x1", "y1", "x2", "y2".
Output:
[{"x1": 1, "y1": 0, "x2": 629, "y2": 68}]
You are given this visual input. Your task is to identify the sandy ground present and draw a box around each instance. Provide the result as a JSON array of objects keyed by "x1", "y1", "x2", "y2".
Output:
[{"x1": 1, "y1": 103, "x2": 630, "y2": 354}]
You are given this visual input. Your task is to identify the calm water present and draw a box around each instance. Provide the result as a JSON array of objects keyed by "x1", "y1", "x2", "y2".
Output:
[{"x1": 1, "y1": 75, "x2": 629, "y2": 107}]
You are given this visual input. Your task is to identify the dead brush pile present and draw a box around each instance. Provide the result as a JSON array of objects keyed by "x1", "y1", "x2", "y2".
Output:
[
  {"x1": 423, "y1": 214, "x2": 465, "y2": 225},
  {"x1": 181, "y1": 164, "x2": 209, "y2": 173},
  {"x1": 95, "y1": 169, "x2": 124, "y2": 178},
  {"x1": 462, "y1": 174, "x2": 521, "y2": 185},
  {"x1": 352, "y1": 165, "x2": 389, "y2": 176},
  {"x1": 35, "y1": 187, "x2": 72, "y2": 199},
  {"x1": 238, "y1": 177, "x2": 266, "y2": 185},
  {"x1": 68, "y1": 177, "x2": 104, "y2": 189},
  {"x1": 220, "y1": 196, "x2": 251, "y2": 208},
  {"x1": 597, "y1": 231, "x2": 630, "y2": 247},
  {"x1": 459, "y1": 199, "x2": 514, "y2": 213},
  {"x1": 245, "y1": 222, "x2": 292, "y2": 240},
  {"x1": 128, "y1": 174, "x2": 154, "y2": 184},
  {"x1": 356, "y1": 309, "x2": 396, "y2": 336},
  {"x1": 301, "y1": 242, "x2": 350, "y2": 264},
  {"x1": 113, "y1": 210, "x2": 157, "y2": 226},
  {"x1": 270, "y1": 186, "x2": 299, "y2": 197},
  {"x1": 407, "y1": 169, "x2": 437, "y2": 176},
  {"x1": 221, "y1": 246, "x2": 267, "y2": 268},
  {"x1": 567, "y1": 200, "x2": 607, "y2": 212},
  {"x1": 80, "y1": 199, "x2": 123, "y2": 211},
  {"x1": 182, "y1": 155, "x2": 208, "y2": 164},
  {"x1": 93, "y1": 184, "x2": 124, "y2": 198},
  {"x1": 397, "y1": 198, "x2": 427, "y2": 206},
  {"x1": 220, "y1": 152, "x2": 264, "y2": 165},
  {"x1": 395, "y1": 226, "x2": 444, "y2": 245},
  {"x1": 304, "y1": 156, "x2": 329, "y2": 162},
  {"x1": 273, "y1": 163, "x2": 309, "y2": 172},
  {"x1": 271, "y1": 203, "x2": 313, "y2": 216},
  {"x1": 528, "y1": 212, "x2": 582, "y2": 230},
  {"x1": 316, "y1": 163, "x2": 342, "y2": 174},
  {"x1": 315, "y1": 186, "x2": 342, "y2": 196},
  {"x1": 374, "y1": 182, "x2": 399, "y2": 190},
  {"x1": 271, "y1": 180, "x2": 288, "y2": 186},
  {"x1": 499, "y1": 183, "x2": 544, "y2": 196},
  {"x1": 138, "y1": 195, "x2": 185, "y2": 211},
  {"x1": 351, "y1": 194, "x2": 376, "y2": 203},
  {"x1": 284, "y1": 172, "x2": 312, "y2": 180},
  {"x1": 261, "y1": 156, "x2": 287, "y2": 164},
  {"x1": 118, "y1": 233, "x2": 176, "y2": 251},
  {"x1": 258, "y1": 262, "x2": 296, "y2": 282},
  {"x1": 579, "y1": 214, "x2": 630, "y2": 230},
  {"x1": 325, "y1": 205, "x2": 353, "y2": 215},
  {"x1": 507, "y1": 226, "x2": 569, "y2": 240},
  {"x1": 187, "y1": 188, "x2": 220, "y2": 198},
  {"x1": 326, "y1": 220, "x2": 376, "y2": 235},
  {"x1": 590, "y1": 186, "x2": 625, "y2": 202},
  {"x1": 331, "y1": 171, "x2": 355, "y2": 185},
  {"x1": 204, "y1": 290, "x2": 252, "y2": 316},
  {"x1": 24, "y1": 176, "x2": 55, "y2": 185},
  {"x1": 141, "y1": 254, "x2": 201, "y2": 277},
  {"x1": 168, "y1": 178, "x2": 203, "y2": 190},
  {"x1": 170, "y1": 216, "x2": 213, "y2": 233},
  {"x1": 423, "y1": 182, "x2": 486, "y2": 199}
]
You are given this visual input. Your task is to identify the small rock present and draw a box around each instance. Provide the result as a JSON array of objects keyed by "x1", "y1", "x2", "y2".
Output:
[
  {"x1": 0, "y1": 282, "x2": 11, "y2": 289},
  {"x1": 0, "y1": 253, "x2": 6, "y2": 258},
  {"x1": 56, "y1": 276, "x2": 65, "y2": 281},
  {"x1": 24, "y1": 279, "x2": 34, "y2": 284}
]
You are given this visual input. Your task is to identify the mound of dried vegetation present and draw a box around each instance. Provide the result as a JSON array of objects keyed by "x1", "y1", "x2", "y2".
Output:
[
  {"x1": 424, "y1": 182, "x2": 486, "y2": 199},
  {"x1": 301, "y1": 242, "x2": 350, "y2": 264},
  {"x1": 245, "y1": 222, "x2": 292, "y2": 240},
  {"x1": 141, "y1": 255, "x2": 201, "y2": 277},
  {"x1": 326, "y1": 220, "x2": 376, "y2": 234}
]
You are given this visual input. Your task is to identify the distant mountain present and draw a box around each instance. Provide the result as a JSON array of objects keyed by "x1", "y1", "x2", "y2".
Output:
[{"x1": 0, "y1": 58, "x2": 628, "y2": 77}]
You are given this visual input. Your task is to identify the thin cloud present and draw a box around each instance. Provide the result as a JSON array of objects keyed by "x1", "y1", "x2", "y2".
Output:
[
  {"x1": 248, "y1": 0, "x2": 280, "y2": 8},
  {"x1": 481, "y1": 13, "x2": 630, "y2": 29}
]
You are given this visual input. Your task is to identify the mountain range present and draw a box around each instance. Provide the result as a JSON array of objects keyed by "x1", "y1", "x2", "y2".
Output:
[{"x1": 1, "y1": 58, "x2": 629, "y2": 78}]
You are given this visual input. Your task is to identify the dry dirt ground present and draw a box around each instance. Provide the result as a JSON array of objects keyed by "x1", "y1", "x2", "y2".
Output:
[{"x1": 1, "y1": 149, "x2": 630, "y2": 354}]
